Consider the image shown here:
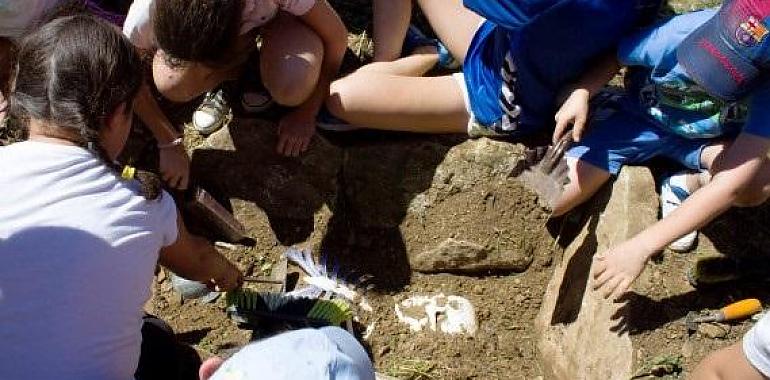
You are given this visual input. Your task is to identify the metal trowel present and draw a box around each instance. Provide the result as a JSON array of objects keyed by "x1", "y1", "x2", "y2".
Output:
[
  {"x1": 511, "y1": 132, "x2": 574, "y2": 211},
  {"x1": 685, "y1": 298, "x2": 763, "y2": 333}
]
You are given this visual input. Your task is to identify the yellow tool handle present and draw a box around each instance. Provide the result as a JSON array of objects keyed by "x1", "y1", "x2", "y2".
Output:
[{"x1": 721, "y1": 298, "x2": 763, "y2": 321}]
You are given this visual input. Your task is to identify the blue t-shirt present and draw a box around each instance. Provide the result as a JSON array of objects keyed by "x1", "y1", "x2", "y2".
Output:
[
  {"x1": 209, "y1": 327, "x2": 375, "y2": 380},
  {"x1": 618, "y1": 9, "x2": 770, "y2": 139},
  {"x1": 462, "y1": 0, "x2": 660, "y2": 133}
]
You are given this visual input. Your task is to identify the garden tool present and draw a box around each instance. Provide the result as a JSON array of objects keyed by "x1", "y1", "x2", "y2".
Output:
[
  {"x1": 512, "y1": 132, "x2": 574, "y2": 211},
  {"x1": 685, "y1": 298, "x2": 763, "y2": 333},
  {"x1": 184, "y1": 187, "x2": 247, "y2": 243},
  {"x1": 172, "y1": 257, "x2": 289, "y2": 302}
]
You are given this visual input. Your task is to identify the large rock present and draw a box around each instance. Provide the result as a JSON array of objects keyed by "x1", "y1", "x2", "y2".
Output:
[
  {"x1": 329, "y1": 136, "x2": 553, "y2": 281},
  {"x1": 534, "y1": 166, "x2": 659, "y2": 380}
]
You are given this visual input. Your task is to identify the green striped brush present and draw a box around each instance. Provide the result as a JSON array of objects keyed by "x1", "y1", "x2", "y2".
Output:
[{"x1": 226, "y1": 289, "x2": 353, "y2": 327}]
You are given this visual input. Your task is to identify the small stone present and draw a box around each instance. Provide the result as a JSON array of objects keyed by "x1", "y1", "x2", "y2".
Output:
[
  {"x1": 168, "y1": 292, "x2": 183, "y2": 307},
  {"x1": 472, "y1": 285, "x2": 484, "y2": 295},
  {"x1": 682, "y1": 339, "x2": 693, "y2": 358},
  {"x1": 514, "y1": 294, "x2": 528, "y2": 304},
  {"x1": 377, "y1": 345, "x2": 391, "y2": 357},
  {"x1": 698, "y1": 323, "x2": 728, "y2": 339},
  {"x1": 156, "y1": 269, "x2": 166, "y2": 283}
]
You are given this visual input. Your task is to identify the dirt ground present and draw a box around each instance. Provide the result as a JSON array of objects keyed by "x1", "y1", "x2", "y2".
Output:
[
  {"x1": 146, "y1": 121, "x2": 557, "y2": 379},
  {"x1": 5, "y1": 1, "x2": 770, "y2": 379},
  {"x1": 142, "y1": 1, "x2": 770, "y2": 379}
]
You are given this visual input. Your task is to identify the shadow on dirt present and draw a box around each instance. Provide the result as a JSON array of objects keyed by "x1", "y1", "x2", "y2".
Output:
[
  {"x1": 548, "y1": 183, "x2": 613, "y2": 325},
  {"x1": 190, "y1": 121, "x2": 461, "y2": 291}
]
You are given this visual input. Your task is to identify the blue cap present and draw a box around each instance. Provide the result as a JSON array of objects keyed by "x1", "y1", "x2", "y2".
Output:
[{"x1": 677, "y1": 0, "x2": 770, "y2": 101}]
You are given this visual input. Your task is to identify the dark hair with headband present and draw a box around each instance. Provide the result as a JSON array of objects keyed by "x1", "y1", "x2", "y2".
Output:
[{"x1": 9, "y1": 14, "x2": 162, "y2": 199}]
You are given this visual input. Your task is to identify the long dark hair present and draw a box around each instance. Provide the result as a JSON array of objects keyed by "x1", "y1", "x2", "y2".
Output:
[
  {"x1": 9, "y1": 14, "x2": 161, "y2": 199},
  {"x1": 152, "y1": 0, "x2": 243, "y2": 67}
]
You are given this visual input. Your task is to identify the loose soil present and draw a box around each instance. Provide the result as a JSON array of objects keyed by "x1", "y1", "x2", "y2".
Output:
[{"x1": 6, "y1": 1, "x2": 770, "y2": 379}]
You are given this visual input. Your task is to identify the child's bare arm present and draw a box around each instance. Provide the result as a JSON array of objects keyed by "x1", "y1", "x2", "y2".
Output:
[
  {"x1": 134, "y1": 80, "x2": 191, "y2": 190},
  {"x1": 691, "y1": 342, "x2": 766, "y2": 380},
  {"x1": 594, "y1": 133, "x2": 770, "y2": 300},
  {"x1": 275, "y1": 0, "x2": 348, "y2": 156},
  {"x1": 372, "y1": 0, "x2": 412, "y2": 62},
  {"x1": 159, "y1": 212, "x2": 243, "y2": 292},
  {"x1": 553, "y1": 53, "x2": 620, "y2": 143},
  {"x1": 640, "y1": 133, "x2": 769, "y2": 251}
]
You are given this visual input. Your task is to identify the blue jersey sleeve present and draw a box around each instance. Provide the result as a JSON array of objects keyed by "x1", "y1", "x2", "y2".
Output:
[
  {"x1": 743, "y1": 85, "x2": 770, "y2": 139},
  {"x1": 463, "y1": 0, "x2": 558, "y2": 30},
  {"x1": 618, "y1": 9, "x2": 716, "y2": 68}
]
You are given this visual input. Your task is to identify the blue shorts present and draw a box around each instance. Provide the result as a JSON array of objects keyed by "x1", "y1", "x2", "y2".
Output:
[
  {"x1": 566, "y1": 92, "x2": 712, "y2": 175},
  {"x1": 461, "y1": 0, "x2": 663, "y2": 134}
]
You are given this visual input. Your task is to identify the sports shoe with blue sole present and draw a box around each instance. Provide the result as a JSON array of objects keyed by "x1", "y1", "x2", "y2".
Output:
[{"x1": 660, "y1": 171, "x2": 698, "y2": 252}]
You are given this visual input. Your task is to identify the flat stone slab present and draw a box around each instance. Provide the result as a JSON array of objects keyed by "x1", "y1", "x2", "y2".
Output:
[{"x1": 535, "y1": 166, "x2": 659, "y2": 380}]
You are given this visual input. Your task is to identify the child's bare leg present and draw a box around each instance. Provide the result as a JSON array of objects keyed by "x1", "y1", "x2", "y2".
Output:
[
  {"x1": 551, "y1": 158, "x2": 612, "y2": 217},
  {"x1": 691, "y1": 342, "x2": 766, "y2": 380},
  {"x1": 416, "y1": 0, "x2": 483, "y2": 62},
  {"x1": 260, "y1": 14, "x2": 324, "y2": 107},
  {"x1": 327, "y1": 73, "x2": 468, "y2": 133},
  {"x1": 373, "y1": 0, "x2": 412, "y2": 62},
  {"x1": 357, "y1": 52, "x2": 439, "y2": 76}
]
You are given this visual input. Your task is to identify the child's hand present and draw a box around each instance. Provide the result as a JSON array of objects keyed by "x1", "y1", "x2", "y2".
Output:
[
  {"x1": 592, "y1": 238, "x2": 653, "y2": 301},
  {"x1": 277, "y1": 109, "x2": 315, "y2": 157},
  {"x1": 159, "y1": 145, "x2": 191, "y2": 190},
  {"x1": 553, "y1": 88, "x2": 590, "y2": 144},
  {"x1": 210, "y1": 260, "x2": 243, "y2": 292}
]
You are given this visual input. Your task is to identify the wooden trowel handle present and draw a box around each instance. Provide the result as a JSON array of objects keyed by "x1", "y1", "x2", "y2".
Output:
[{"x1": 720, "y1": 298, "x2": 762, "y2": 321}]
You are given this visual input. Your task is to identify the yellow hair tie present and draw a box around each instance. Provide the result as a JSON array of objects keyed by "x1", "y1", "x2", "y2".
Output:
[{"x1": 121, "y1": 165, "x2": 136, "y2": 180}]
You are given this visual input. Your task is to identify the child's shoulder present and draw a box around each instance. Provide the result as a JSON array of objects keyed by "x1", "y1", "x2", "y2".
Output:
[{"x1": 622, "y1": 8, "x2": 718, "y2": 52}]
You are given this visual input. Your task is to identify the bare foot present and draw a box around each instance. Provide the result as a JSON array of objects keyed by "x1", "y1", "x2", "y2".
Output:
[
  {"x1": 592, "y1": 239, "x2": 653, "y2": 301},
  {"x1": 276, "y1": 109, "x2": 315, "y2": 157}
]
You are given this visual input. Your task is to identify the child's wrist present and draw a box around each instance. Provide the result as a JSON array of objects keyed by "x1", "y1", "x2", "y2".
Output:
[
  {"x1": 632, "y1": 233, "x2": 664, "y2": 257},
  {"x1": 557, "y1": 86, "x2": 588, "y2": 104}
]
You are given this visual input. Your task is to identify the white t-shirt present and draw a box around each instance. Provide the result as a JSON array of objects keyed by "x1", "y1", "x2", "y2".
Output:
[
  {"x1": 744, "y1": 312, "x2": 770, "y2": 377},
  {"x1": 0, "y1": 0, "x2": 60, "y2": 38},
  {"x1": 123, "y1": 0, "x2": 315, "y2": 50},
  {"x1": 0, "y1": 141, "x2": 178, "y2": 380}
]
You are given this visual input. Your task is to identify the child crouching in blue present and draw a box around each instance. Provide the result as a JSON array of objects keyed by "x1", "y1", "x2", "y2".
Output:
[
  {"x1": 326, "y1": 0, "x2": 661, "y2": 137},
  {"x1": 552, "y1": 0, "x2": 770, "y2": 300}
]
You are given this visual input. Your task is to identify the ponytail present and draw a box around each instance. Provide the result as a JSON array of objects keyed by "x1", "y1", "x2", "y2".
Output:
[{"x1": 10, "y1": 14, "x2": 163, "y2": 199}]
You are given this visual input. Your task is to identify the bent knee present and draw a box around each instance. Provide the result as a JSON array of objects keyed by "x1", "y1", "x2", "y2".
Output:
[
  {"x1": 261, "y1": 35, "x2": 323, "y2": 107},
  {"x1": 263, "y1": 58, "x2": 322, "y2": 107},
  {"x1": 266, "y1": 76, "x2": 316, "y2": 107}
]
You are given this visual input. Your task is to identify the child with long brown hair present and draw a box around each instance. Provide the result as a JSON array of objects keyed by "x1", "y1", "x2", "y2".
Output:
[{"x1": 0, "y1": 14, "x2": 242, "y2": 380}]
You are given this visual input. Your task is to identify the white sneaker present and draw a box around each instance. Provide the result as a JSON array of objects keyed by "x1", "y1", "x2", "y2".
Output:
[
  {"x1": 660, "y1": 171, "x2": 698, "y2": 252},
  {"x1": 193, "y1": 89, "x2": 231, "y2": 135}
]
